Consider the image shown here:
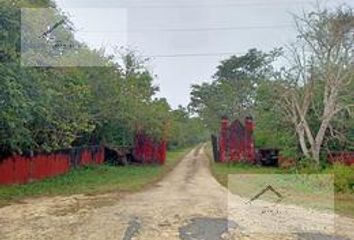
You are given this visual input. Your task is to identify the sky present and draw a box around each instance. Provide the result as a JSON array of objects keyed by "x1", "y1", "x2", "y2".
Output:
[{"x1": 54, "y1": 0, "x2": 352, "y2": 108}]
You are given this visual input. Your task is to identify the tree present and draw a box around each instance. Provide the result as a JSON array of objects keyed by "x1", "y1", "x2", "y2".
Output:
[
  {"x1": 0, "y1": 0, "x2": 174, "y2": 155},
  {"x1": 189, "y1": 49, "x2": 278, "y2": 131},
  {"x1": 277, "y1": 6, "x2": 354, "y2": 164},
  {"x1": 253, "y1": 80, "x2": 298, "y2": 157},
  {"x1": 169, "y1": 106, "x2": 209, "y2": 149},
  {"x1": 0, "y1": 0, "x2": 240, "y2": 156}
]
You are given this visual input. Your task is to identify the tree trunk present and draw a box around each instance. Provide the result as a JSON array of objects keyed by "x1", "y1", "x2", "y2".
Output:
[
  {"x1": 311, "y1": 146, "x2": 320, "y2": 165},
  {"x1": 296, "y1": 123, "x2": 310, "y2": 158},
  {"x1": 311, "y1": 117, "x2": 331, "y2": 164}
]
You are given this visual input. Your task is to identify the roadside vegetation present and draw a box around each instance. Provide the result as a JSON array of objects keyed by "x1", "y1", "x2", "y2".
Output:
[
  {"x1": 0, "y1": 0, "x2": 208, "y2": 157},
  {"x1": 0, "y1": 148, "x2": 192, "y2": 207},
  {"x1": 190, "y1": 5, "x2": 354, "y2": 165},
  {"x1": 205, "y1": 146, "x2": 354, "y2": 218},
  {"x1": 192, "y1": 5, "x2": 354, "y2": 216}
]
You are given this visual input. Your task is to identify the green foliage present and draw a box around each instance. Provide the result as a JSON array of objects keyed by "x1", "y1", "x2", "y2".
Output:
[
  {"x1": 254, "y1": 80, "x2": 298, "y2": 156},
  {"x1": 276, "y1": 6, "x2": 354, "y2": 162},
  {"x1": 0, "y1": 1, "x2": 206, "y2": 155},
  {"x1": 190, "y1": 6, "x2": 354, "y2": 161},
  {"x1": 328, "y1": 164, "x2": 354, "y2": 193},
  {"x1": 0, "y1": 2, "x2": 95, "y2": 153},
  {"x1": 189, "y1": 48, "x2": 294, "y2": 153},
  {"x1": 189, "y1": 48, "x2": 279, "y2": 132},
  {"x1": 168, "y1": 106, "x2": 209, "y2": 150}
]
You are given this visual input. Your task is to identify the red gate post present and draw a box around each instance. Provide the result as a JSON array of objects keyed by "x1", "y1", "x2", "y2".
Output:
[
  {"x1": 244, "y1": 116, "x2": 256, "y2": 163},
  {"x1": 219, "y1": 116, "x2": 229, "y2": 163}
]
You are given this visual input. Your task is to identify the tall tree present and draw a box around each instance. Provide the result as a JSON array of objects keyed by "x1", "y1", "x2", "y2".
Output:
[
  {"x1": 0, "y1": 0, "x2": 174, "y2": 155},
  {"x1": 277, "y1": 6, "x2": 354, "y2": 163},
  {"x1": 189, "y1": 49, "x2": 278, "y2": 131}
]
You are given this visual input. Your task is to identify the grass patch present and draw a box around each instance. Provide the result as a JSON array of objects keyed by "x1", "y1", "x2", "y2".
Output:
[
  {"x1": 205, "y1": 145, "x2": 354, "y2": 218},
  {"x1": 0, "y1": 147, "x2": 192, "y2": 207}
]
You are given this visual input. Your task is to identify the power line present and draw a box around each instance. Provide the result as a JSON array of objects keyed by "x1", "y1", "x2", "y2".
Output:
[
  {"x1": 145, "y1": 25, "x2": 292, "y2": 32},
  {"x1": 148, "y1": 51, "x2": 245, "y2": 58},
  {"x1": 59, "y1": 0, "x2": 311, "y2": 9},
  {"x1": 78, "y1": 24, "x2": 293, "y2": 34},
  {"x1": 125, "y1": 2, "x2": 308, "y2": 9},
  {"x1": 60, "y1": 0, "x2": 351, "y2": 10}
]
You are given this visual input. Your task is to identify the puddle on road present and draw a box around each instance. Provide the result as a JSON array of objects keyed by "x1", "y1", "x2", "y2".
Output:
[
  {"x1": 297, "y1": 232, "x2": 351, "y2": 240},
  {"x1": 179, "y1": 217, "x2": 237, "y2": 240},
  {"x1": 123, "y1": 217, "x2": 141, "y2": 240}
]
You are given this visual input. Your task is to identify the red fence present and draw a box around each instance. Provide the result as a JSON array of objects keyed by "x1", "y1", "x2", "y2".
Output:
[
  {"x1": 0, "y1": 146, "x2": 104, "y2": 185},
  {"x1": 133, "y1": 132, "x2": 167, "y2": 165},
  {"x1": 328, "y1": 152, "x2": 354, "y2": 166},
  {"x1": 0, "y1": 131, "x2": 168, "y2": 185}
]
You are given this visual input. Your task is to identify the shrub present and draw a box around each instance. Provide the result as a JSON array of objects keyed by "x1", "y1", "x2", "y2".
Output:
[{"x1": 330, "y1": 163, "x2": 354, "y2": 193}]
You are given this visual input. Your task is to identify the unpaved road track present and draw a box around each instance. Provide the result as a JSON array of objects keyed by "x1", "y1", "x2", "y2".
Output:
[{"x1": 0, "y1": 147, "x2": 353, "y2": 240}]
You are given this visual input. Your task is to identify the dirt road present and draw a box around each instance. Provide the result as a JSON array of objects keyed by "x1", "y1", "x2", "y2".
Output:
[{"x1": 0, "y1": 147, "x2": 353, "y2": 240}]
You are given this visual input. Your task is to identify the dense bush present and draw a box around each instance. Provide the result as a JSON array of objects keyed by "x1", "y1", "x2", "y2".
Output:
[
  {"x1": 0, "y1": 0, "x2": 205, "y2": 156},
  {"x1": 329, "y1": 164, "x2": 354, "y2": 193}
]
